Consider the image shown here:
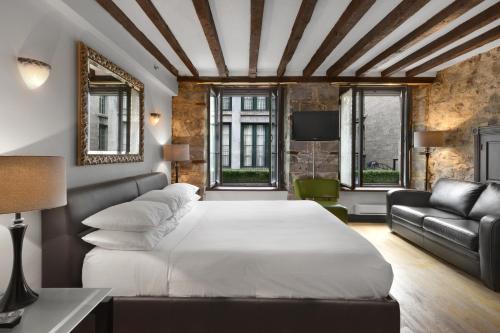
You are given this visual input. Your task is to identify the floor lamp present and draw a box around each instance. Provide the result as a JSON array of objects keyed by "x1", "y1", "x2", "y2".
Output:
[
  {"x1": 164, "y1": 144, "x2": 190, "y2": 183},
  {"x1": 0, "y1": 156, "x2": 66, "y2": 327},
  {"x1": 413, "y1": 131, "x2": 446, "y2": 191}
]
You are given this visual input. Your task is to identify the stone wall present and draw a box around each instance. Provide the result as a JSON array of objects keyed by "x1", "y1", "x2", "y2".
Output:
[
  {"x1": 411, "y1": 47, "x2": 500, "y2": 190},
  {"x1": 172, "y1": 82, "x2": 207, "y2": 193},
  {"x1": 285, "y1": 83, "x2": 340, "y2": 197}
]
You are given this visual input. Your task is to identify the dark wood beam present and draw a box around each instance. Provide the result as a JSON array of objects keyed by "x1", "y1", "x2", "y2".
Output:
[
  {"x1": 96, "y1": 0, "x2": 178, "y2": 76},
  {"x1": 382, "y1": 2, "x2": 500, "y2": 76},
  {"x1": 136, "y1": 0, "x2": 198, "y2": 76},
  {"x1": 357, "y1": 0, "x2": 482, "y2": 76},
  {"x1": 249, "y1": 0, "x2": 265, "y2": 78},
  {"x1": 276, "y1": 0, "x2": 317, "y2": 77},
  {"x1": 326, "y1": 0, "x2": 430, "y2": 77},
  {"x1": 177, "y1": 75, "x2": 435, "y2": 84},
  {"x1": 192, "y1": 0, "x2": 228, "y2": 77},
  {"x1": 406, "y1": 26, "x2": 500, "y2": 77},
  {"x1": 303, "y1": 0, "x2": 375, "y2": 77}
]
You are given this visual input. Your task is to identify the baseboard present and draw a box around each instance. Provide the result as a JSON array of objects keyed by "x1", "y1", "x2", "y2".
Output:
[{"x1": 348, "y1": 214, "x2": 386, "y2": 222}]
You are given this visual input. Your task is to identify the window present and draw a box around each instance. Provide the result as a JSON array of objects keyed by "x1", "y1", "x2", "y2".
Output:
[
  {"x1": 241, "y1": 96, "x2": 269, "y2": 111},
  {"x1": 98, "y1": 124, "x2": 108, "y2": 150},
  {"x1": 241, "y1": 124, "x2": 268, "y2": 168},
  {"x1": 208, "y1": 88, "x2": 283, "y2": 187},
  {"x1": 222, "y1": 124, "x2": 231, "y2": 167},
  {"x1": 222, "y1": 96, "x2": 232, "y2": 111},
  {"x1": 340, "y1": 87, "x2": 410, "y2": 188}
]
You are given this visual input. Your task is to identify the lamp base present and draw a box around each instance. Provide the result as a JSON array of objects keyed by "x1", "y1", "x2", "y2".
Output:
[
  {"x1": 0, "y1": 214, "x2": 38, "y2": 328},
  {"x1": 0, "y1": 309, "x2": 23, "y2": 328}
]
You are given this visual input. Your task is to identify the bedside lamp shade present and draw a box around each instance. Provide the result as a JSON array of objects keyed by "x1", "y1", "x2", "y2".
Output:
[
  {"x1": 0, "y1": 156, "x2": 67, "y2": 214},
  {"x1": 413, "y1": 131, "x2": 446, "y2": 148},
  {"x1": 163, "y1": 144, "x2": 190, "y2": 162}
]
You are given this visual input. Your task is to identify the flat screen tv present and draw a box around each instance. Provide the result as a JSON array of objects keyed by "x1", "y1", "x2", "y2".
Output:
[{"x1": 292, "y1": 111, "x2": 339, "y2": 141}]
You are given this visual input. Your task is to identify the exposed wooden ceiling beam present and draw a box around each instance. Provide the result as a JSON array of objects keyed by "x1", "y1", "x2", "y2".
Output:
[
  {"x1": 177, "y1": 75, "x2": 435, "y2": 84},
  {"x1": 249, "y1": 0, "x2": 265, "y2": 78},
  {"x1": 382, "y1": 2, "x2": 500, "y2": 77},
  {"x1": 95, "y1": 0, "x2": 178, "y2": 77},
  {"x1": 326, "y1": 0, "x2": 430, "y2": 77},
  {"x1": 136, "y1": 0, "x2": 198, "y2": 76},
  {"x1": 406, "y1": 26, "x2": 500, "y2": 77},
  {"x1": 192, "y1": 0, "x2": 228, "y2": 77},
  {"x1": 276, "y1": 0, "x2": 318, "y2": 77},
  {"x1": 356, "y1": 0, "x2": 482, "y2": 76},
  {"x1": 303, "y1": 0, "x2": 375, "y2": 77}
]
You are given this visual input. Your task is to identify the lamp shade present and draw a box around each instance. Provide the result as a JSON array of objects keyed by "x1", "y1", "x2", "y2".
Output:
[
  {"x1": 0, "y1": 156, "x2": 67, "y2": 214},
  {"x1": 413, "y1": 131, "x2": 446, "y2": 148},
  {"x1": 163, "y1": 144, "x2": 190, "y2": 162},
  {"x1": 17, "y1": 57, "x2": 51, "y2": 90}
]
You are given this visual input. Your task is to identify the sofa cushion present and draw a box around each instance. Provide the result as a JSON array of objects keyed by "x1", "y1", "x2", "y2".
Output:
[
  {"x1": 423, "y1": 217, "x2": 479, "y2": 251},
  {"x1": 468, "y1": 182, "x2": 500, "y2": 220},
  {"x1": 429, "y1": 179, "x2": 485, "y2": 217},
  {"x1": 391, "y1": 205, "x2": 462, "y2": 227}
]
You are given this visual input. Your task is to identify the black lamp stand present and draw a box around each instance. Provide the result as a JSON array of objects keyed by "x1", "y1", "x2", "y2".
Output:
[
  {"x1": 173, "y1": 161, "x2": 180, "y2": 183},
  {"x1": 423, "y1": 147, "x2": 431, "y2": 192},
  {"x1": 0, "y1": 213, "x2": 39, "y2": 328}
]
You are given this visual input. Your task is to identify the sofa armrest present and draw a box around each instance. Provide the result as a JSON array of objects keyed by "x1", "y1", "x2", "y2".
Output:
[
  {"x1": 386, "y1": 190, "x2": 431, "y2": 229},
  {"x1": 479, "y1": 215, "x2": 500, "y2": 291}
]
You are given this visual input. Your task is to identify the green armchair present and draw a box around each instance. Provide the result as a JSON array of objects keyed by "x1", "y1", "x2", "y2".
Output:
[{"x1": 294, "y1": 178, "x2": 348, "y2": 223}]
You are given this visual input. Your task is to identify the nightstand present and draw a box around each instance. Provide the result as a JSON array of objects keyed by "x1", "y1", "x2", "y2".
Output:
[{"x1": 0, "y1": 288, "x2": 111, "y2": 333}]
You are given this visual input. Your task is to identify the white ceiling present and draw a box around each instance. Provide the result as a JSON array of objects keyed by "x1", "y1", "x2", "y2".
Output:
[{"x1": 112, "y1": 0, "x2": 500, "y2": 77}]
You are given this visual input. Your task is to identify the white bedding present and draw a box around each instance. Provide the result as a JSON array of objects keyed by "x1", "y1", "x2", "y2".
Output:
[{"x1": 82, "y1": 200, "x2": 393, "y2": 299}]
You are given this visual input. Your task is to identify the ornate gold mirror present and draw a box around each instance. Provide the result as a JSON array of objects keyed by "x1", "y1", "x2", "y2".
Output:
[{"x1": 77, "y1": 42, "x2": 144, "y2": 165}]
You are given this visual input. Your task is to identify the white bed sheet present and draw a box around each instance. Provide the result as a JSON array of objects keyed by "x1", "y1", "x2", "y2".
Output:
[{"x1": 82, "y1": 200, "x2": 393, "y2": 299}]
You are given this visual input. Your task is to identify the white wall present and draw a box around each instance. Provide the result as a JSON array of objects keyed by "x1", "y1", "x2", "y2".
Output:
[{"x1": 0, "y1": 0, "x2": 174, "y2": 289}]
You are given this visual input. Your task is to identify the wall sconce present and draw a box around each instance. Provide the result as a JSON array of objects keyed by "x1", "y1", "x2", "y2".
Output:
[
  {"x1": 149, "y1": 112, "x2": 161, "y2": 126},
  {"x1": 17, "y1": 57, "x2": 51, "y2": 89}
]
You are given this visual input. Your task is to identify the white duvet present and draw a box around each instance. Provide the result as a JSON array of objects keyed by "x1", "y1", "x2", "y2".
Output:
[{"x1": 82, "y1": 200, "x2": 393, "y2": 299}]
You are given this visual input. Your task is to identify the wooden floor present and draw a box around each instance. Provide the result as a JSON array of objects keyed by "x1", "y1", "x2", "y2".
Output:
[{"x1": 350, "y1": 223, "x2": 500, "y2": 333}]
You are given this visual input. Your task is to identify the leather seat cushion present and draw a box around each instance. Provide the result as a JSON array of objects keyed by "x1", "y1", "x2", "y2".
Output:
[
  {"x1": 468, "y1": 182, "x2": 500, "y2": 220},
  {"x1": 423, "y1": 217, "x2": 479, "y2": 251},
  {"x1": 391, "y1": 205, "x2": 462, "y2": 227},
  {"x1": 429, "y1": 179, "x2": 485, "y2": 217}
]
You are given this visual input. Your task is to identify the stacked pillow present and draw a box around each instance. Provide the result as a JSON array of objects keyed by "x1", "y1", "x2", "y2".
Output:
[{"x1": 82, "y1": 183, "x2": 200, "y2": 250}]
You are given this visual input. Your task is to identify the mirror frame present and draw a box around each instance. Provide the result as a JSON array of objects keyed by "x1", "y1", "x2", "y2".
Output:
[{"x1": 77, "y1": 41, "x2": 144, "y2": 165}]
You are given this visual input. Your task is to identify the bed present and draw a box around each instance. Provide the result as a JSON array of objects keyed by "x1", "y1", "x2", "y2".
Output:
[{"x1": 42, "y1": 173, "x2": 400, "y2": 333}]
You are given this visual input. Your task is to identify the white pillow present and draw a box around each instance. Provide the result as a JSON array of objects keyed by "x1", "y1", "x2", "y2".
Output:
[
  {"x1": 174, "y1": 201, "x2": 195, "y2": 222},
  {"x1": 166, "y1": 183, "x2": 199, "y2": 195},
  {"x1": 82, "y1": 201, "x2": 173, "y2": 232},
  {"x1": 135, "y1": 184, "x2": 199, "y2": 212},
  {"x1": 82, "y1": 223, "x2": 175, "y2": 250}
]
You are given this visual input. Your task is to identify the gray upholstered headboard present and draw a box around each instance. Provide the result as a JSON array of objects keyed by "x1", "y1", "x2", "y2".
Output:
[{"x1": 41, "y1": 172, "x2": 168, "y2": 288}]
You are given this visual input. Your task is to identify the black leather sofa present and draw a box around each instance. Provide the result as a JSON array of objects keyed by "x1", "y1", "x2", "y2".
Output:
[{"x1": 387, "y1": 179, "x2": 500, "y2": 291}]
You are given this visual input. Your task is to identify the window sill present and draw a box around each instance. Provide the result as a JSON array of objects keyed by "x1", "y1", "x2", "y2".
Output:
[
  {"x1": 341, "y1": 186, "x2": 405, "y2": 192},
  {"x1": 207, "y1": 186, "x2": 281, "y2": 191}
]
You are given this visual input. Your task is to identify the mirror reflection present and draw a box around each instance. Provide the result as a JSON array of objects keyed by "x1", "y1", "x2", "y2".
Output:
[{"x1": 87, "y1": 61, "x2": 140, "y2": 155}]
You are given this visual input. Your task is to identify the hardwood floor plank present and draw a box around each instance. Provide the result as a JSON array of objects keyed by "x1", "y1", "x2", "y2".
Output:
[{"x1": 350, "y1": 223, "x2": 500, "y2": 333}]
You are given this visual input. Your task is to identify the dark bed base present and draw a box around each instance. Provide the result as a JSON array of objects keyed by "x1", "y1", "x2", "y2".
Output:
[
  {"x1": 42, "y1": 173, "x2": 400, "y2": 333},
  {"x1": 113, "y1": 296, "x2": 400, "y2": 333}
]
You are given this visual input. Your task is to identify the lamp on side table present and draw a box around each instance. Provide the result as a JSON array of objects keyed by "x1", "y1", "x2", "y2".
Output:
[
  {"x1": 0, "y1": 156, "x2": 66, "y2": 328},
  {"x1": 413, "y1": 131, "x2": 446, "y2": 191},
  {"x1": 163, "y1": 144, "x2": 190, "y2": 183}
]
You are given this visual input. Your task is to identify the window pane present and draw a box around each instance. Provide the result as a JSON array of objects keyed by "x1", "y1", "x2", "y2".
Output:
[
  {"x1": 243, "y1": 125, "x2": 253, "y2": 166},
  {"x1": 209, "y1": 94, "x2": 216, "y2": 186},
  {"x1": 256, "y1": 96, "x2": 266, "y2": 110},
  {"x1": 222, "y1": 96, "x2": 231, "y2": 110},
  {"x1": 256, "y1": 125, "x2": 265, "y2": 167},
  {"x1": 222, "y1": 124, "x2": 230, "y2": 167},
  {"x1": 243, "y1": 96, "x2": 253, "y2": 110},
  {"x1": 340, "y1": 90, "x2": 353, "y2": 188},
  {"x1": 362, "y1": 93, "x2": 401, "y2": 185}
]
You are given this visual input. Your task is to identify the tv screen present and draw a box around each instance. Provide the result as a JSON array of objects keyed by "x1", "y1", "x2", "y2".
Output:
[{"x1": 292, "y1": 111, "x2": 339, "y2": 141}]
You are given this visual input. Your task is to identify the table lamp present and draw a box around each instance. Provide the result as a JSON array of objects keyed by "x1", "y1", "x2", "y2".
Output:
[
  {"x1": 413, "y1": 131, "x2": 446, "y2": 191},
  {"x1": 163, "y1": 144, "x2": 190, "y2": 183},
  {"x1": 0, "y1": 156, "x2": 66, "y2": 328}
]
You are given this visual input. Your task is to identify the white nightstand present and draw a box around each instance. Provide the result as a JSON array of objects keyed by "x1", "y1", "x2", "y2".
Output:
[{"x1": 0, "y1": 288, "x2": 111, "y2": 333}]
